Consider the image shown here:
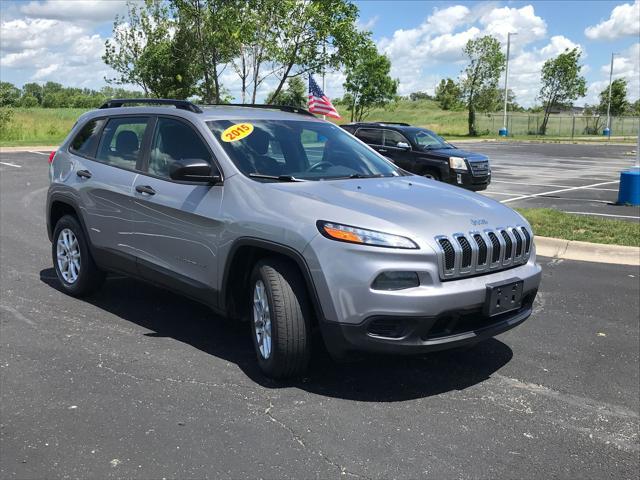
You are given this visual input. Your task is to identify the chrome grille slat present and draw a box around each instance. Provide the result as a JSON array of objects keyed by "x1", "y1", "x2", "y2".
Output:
[
  {"x1": 434, "y1": 226, "x2": 532, "y2": 280},
  {"x1": 469, "y1": 160, "x2": 489, "y2": 177}
]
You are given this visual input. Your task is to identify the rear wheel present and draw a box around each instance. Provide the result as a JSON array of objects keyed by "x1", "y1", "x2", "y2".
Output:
[
  {"x1": 249, "y1": 258, "x2": 311, "y2": 378},
  {"x1": 52, "y1": 215, "x2": 104, "y2": 296}
]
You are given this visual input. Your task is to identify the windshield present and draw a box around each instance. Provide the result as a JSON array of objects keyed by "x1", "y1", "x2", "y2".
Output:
[
  {"x1": 411, "y1": 129, "x2": 454, "y2": 150},
  {"x1": 207, "y1": 119, "x2": 403, "y2": 181}
]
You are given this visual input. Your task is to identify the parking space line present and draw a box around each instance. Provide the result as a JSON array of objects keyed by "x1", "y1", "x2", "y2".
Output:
[
  {"x1": 565, "y1": 211, "x2": 640, "y2": 219},
  {"x1": 27, "y1": 151, "x2": 49, "y2": 156},
  {"x1": 491, "y1": 180, "x2": 573, "y2": 188},
  {"x1": 482, "y1": 191, "x2": 520, "y2": 196},
  {"x1": 0, "y1": 162, "x2": 21, "y2": 168},
  {"x1": 500, "y1": 181, "x2": 620, "y2": 204}
]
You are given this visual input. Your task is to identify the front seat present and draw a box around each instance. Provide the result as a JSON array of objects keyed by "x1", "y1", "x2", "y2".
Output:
[
  {"x1": 114, "y1": 130, "x2": 139, "y2": 163},
  {"x1": 245, "y1": 128, "x2": 281, "y2": 175}
]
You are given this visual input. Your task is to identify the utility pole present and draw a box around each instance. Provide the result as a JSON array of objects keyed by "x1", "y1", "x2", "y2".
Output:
[
  {"x1": 605, "y1": 52, "x2": 617, "y2": 139},
  {"x1": 500, "y1": 32, "x2": 517, "y2": 137}
]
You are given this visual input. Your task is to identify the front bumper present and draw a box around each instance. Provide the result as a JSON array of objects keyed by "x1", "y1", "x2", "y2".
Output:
[
  {"x1": 303, "y1": 233, "x2": 541, "y2": 356},
  {"x1": 320, "y1": 289, "x2": 537, "y2": 356},
  {"x1": 446, "y1": 171, "x2": 491, "y2": 191}
]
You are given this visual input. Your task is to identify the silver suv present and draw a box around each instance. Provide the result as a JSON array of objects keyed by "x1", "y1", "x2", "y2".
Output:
[{"x1": 47, "y1": 99, "x2": 541, "y2": 378}]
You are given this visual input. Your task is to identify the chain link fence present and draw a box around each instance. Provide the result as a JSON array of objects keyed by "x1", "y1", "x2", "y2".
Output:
[{"x1": 476, "y1": 114, "x2": 640, "y2": 139}]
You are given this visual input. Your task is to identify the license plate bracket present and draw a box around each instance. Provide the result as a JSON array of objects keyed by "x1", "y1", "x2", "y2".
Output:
[{"x1": 484, "y1": 278, "x2": 524, "y2": 317}]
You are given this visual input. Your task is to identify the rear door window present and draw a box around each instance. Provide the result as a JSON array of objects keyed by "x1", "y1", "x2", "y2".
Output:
[
  {"x1": 383, "y1": 130, "x2": 410, "y2": 148},
  {"x1": 69, "y1": 118, "x2": 106, "y2": 158},
  {"x1": 355, "y1": 128, "x2": 383, "y2": 146},
  {"x1": 95, "y1": 117, "x2": 149, "y2": 170}
]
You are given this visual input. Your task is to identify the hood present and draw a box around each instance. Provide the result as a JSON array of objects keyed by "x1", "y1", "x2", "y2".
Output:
[
  {"x1": 266, "y1": 176, "x2": 526, "y2": 249},
  {"x1": 424, "y1": 147, "x2": 488, "y2": 162}
]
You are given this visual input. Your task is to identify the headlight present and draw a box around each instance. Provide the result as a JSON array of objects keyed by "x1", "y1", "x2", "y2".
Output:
[
  {"x1": 317, "y1": 221, "x2": 419, "y2": 249},
  {"x1": 449, "y1": 156, "x2": 468, "y2": 171}
]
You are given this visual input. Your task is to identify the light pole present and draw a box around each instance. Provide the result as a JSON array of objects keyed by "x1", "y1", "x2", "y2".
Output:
[
  {"x1": 604, "y1": 52, "x2": 618, "y2": 138},
  {"x1": 499, "y1": 32, "x2": 517, "y2": 137}
]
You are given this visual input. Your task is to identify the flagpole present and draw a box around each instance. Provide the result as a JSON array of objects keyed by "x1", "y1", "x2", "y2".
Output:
[{"x1": 322, "y1": 40, "x2": 326, "y2": 120}]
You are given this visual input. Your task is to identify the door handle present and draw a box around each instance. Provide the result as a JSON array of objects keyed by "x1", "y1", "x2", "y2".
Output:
[
  {"x1": 378, "y1": 148, "x2": 387, "y2": 153},
  {"x1": 135, "y1": 185, "x2": 156, "y2": 195},
  {"x1": 76, "y1": 169, "x2": 92, "y2": 179}
]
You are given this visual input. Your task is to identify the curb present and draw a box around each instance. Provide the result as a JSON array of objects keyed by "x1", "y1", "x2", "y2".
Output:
[
  {"x1": 536, "y1": 236, "x2": 640, "y2": 266},
  {"x1": 0, "y1": 146, "x2": 57, "y2": 153}
]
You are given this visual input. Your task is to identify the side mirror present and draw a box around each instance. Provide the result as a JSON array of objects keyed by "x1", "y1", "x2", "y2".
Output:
[
  {"x1": 396, "y1": 141, "x2": 411, "y2": 151},
  {"x1": 169, "y1": 158, "x2": 221, "y2": 184}
]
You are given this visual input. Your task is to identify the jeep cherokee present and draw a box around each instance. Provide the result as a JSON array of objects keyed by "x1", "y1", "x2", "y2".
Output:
[{"x1": 47, "y1": 99, "x2": 541, "y2": 378}]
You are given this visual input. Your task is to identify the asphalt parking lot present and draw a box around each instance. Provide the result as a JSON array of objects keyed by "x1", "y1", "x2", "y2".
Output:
[
  {"x1": 1, "y1": 149, "x2": 639, "y2": 478},
  {"x1": 464, "y1": 142, "x2": 640, "y2": 222}
]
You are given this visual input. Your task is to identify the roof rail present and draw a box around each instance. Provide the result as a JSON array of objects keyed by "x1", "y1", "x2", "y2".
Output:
[
  {"x1": 201, "y1": 103, "x2": 315, "y2": 117},
  {"x1": 99, "y1": 98, "x2": 203, "y2": 113},
  {"x1": 373, "y1": 121, "x2": 411, "y2": 126}
]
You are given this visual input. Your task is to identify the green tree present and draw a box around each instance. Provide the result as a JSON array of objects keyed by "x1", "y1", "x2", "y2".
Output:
[
  {"x1": 409, "y1": 91, "x2": 431, "y2": 101},
  {"x1": 267, "y1": 0, "x2": 363, "y2": 103},
  {"x1": 172, "y1": 0, "x2": 242, "y2": 103},
  {"x1": 598, "y1": 78, "x2": 629, "y2": 117},
  {"x1": 629, "y1": 98, "x2": 640, "y2": 115},
  {"x1": 103, "y1": 1, "x2": 174, "y2": 95},
  {"x1": 0, "y1": 82, "x2": 21, "y2": 107},
  {"x1": 268, "y1": 77, "x2": 307, "y2": 107},
  {"x1": 537, "y1": 47, "x2": 586, "y2": 135},
  {"x1": 435, "y1": 78, "x2": 463, "y2": 110},
  {"x1": 19, "y1": 94, "x2": 39, "y2": 108},
  {"x1": 460, "y1": 36, "x2": 505, "y2": 136},
  {"x1": 343, "y1": 41, "x2": 398, "y2": 121},
  {"x1": 22, "y1": 83, "x2": 43, "y2": 105}
]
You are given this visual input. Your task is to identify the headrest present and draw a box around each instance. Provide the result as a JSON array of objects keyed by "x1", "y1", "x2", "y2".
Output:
[
  {"x1": 245, "y1": 128, "x2": 270, "y2": 155},
  {"x1": 115, "y1": 130, "x2": 139, "y2": 155}
]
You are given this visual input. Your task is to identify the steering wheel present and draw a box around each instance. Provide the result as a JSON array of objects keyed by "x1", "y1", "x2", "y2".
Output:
[{"x1": 307, "y1": 161, "x2": 333, "y2": 173}]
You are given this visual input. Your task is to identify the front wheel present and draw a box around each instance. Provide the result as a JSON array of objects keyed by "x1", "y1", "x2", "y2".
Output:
[
  {"x1": 52, "y1": 215, "x2": 104, "y2": 296},
  {"x1": 423, "y1": 171, "x2": 441, "y2": 181},
  {"x1": 249, "y1": 258, "x2": 312, "y2": 378}
]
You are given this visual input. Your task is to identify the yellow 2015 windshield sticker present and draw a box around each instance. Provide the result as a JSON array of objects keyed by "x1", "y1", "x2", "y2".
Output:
[{"x1": 221, "y1": 123, "x2": 254, "y2": 142}]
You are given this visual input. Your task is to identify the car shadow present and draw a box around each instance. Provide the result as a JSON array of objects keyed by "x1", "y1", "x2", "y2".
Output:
[{"x1": 40, "y1": 268, "x2": 513, "y2": 402}]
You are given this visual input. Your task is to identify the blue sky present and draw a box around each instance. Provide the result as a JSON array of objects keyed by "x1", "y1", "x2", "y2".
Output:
[{"x1": 1, "y1": 0, "x2": 639, "y2": 106}]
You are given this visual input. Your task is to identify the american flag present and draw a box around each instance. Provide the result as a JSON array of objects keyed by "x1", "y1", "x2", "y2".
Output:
[{"x1": 308, "y1": 75, "x2": 341, "y2": 119}]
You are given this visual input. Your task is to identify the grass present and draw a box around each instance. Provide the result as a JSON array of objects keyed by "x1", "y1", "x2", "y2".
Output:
[
  {"x1": 1, "y1": 102, "x2": 637, "y2": 146},
  {"x1": 0, "y1": 108, "x2": 87, "y2": 146},
  {"x1": 517, "y1": 208, "x2": 640, "y2": 247}
]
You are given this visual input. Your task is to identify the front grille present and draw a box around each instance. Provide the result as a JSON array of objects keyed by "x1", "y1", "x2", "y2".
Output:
[
  {"x1": 438, "y1": 238, "x2": 455, "y2": 270},
  {"x1": 500, "y1": 230, "x2": 513, "y2": 260},
  {"x1": 435, "y1": 226, "x2": 532, "y2": 280},
  {"x1": 512, "y1": 228, "x2": 523, "y2": 257},
  {"x1": 488, "y1": 232, "x2": 501, "y2": 263},
  {"x1": 469, "y1": 160, "x2": 490, "y2": 177},
  {"x1": 473, "y1": 234, "x2": 487, "y2": 265},
  {"x1": 457, "y1": 236, "x2": 472, "y2": 268}
]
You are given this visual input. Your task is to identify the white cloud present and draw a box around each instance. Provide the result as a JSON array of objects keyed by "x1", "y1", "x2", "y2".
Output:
[
  {"x1": 586, "y1": 43, "x2": 640, "y2": 104},
  {"x1": 378, "y1": 4, "x2": 551, "y2": 99},
  {"x1": 21, "y1": 0, "x2": 131, "y2": 24},
  {"x1": 479, "y1": 5, "x2": 547, "y2": 45},
  {"x1": 0, "y1": 18, "x2": 84, "y2": 53},
  {"x1": 585, "y1": 0, "x2": 640, "y2": 41},
  {"x1": 356, "y1": 15, "x2": 379, "y2": 32}
]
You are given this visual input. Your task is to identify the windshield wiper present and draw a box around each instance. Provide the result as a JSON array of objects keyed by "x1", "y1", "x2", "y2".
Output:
[
  {"x1": 348, "y1": 173, "x2": 385, "y2": 179},
  {"x1": 248, "y1": 173, "x2": 304, "y2": 182}
]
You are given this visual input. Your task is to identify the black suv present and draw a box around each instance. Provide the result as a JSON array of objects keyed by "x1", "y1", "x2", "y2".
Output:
[{"x1": 341, "y1": 122, "x2": 490, "y2": 191}]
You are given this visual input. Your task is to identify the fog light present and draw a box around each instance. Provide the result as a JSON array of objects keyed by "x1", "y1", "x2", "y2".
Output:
[{"x1": 372, "y1": 271, "x2": 419, "y2": 291}]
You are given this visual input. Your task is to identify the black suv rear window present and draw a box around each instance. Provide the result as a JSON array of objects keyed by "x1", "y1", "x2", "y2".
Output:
[{"x1": 70, "y1": 118, "x2": 105, "y2": 157}]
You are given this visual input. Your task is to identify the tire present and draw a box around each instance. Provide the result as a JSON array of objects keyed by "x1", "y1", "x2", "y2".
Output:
[
  {"x1": 52, "y1": 214, "x2": 105, "y2": 296},
  {"x1": 423, "y1": 170, "x2": 441, "y2": 181},
  {"x1": 249, "y1": 258, "x2": 312, "y2": 378}
]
